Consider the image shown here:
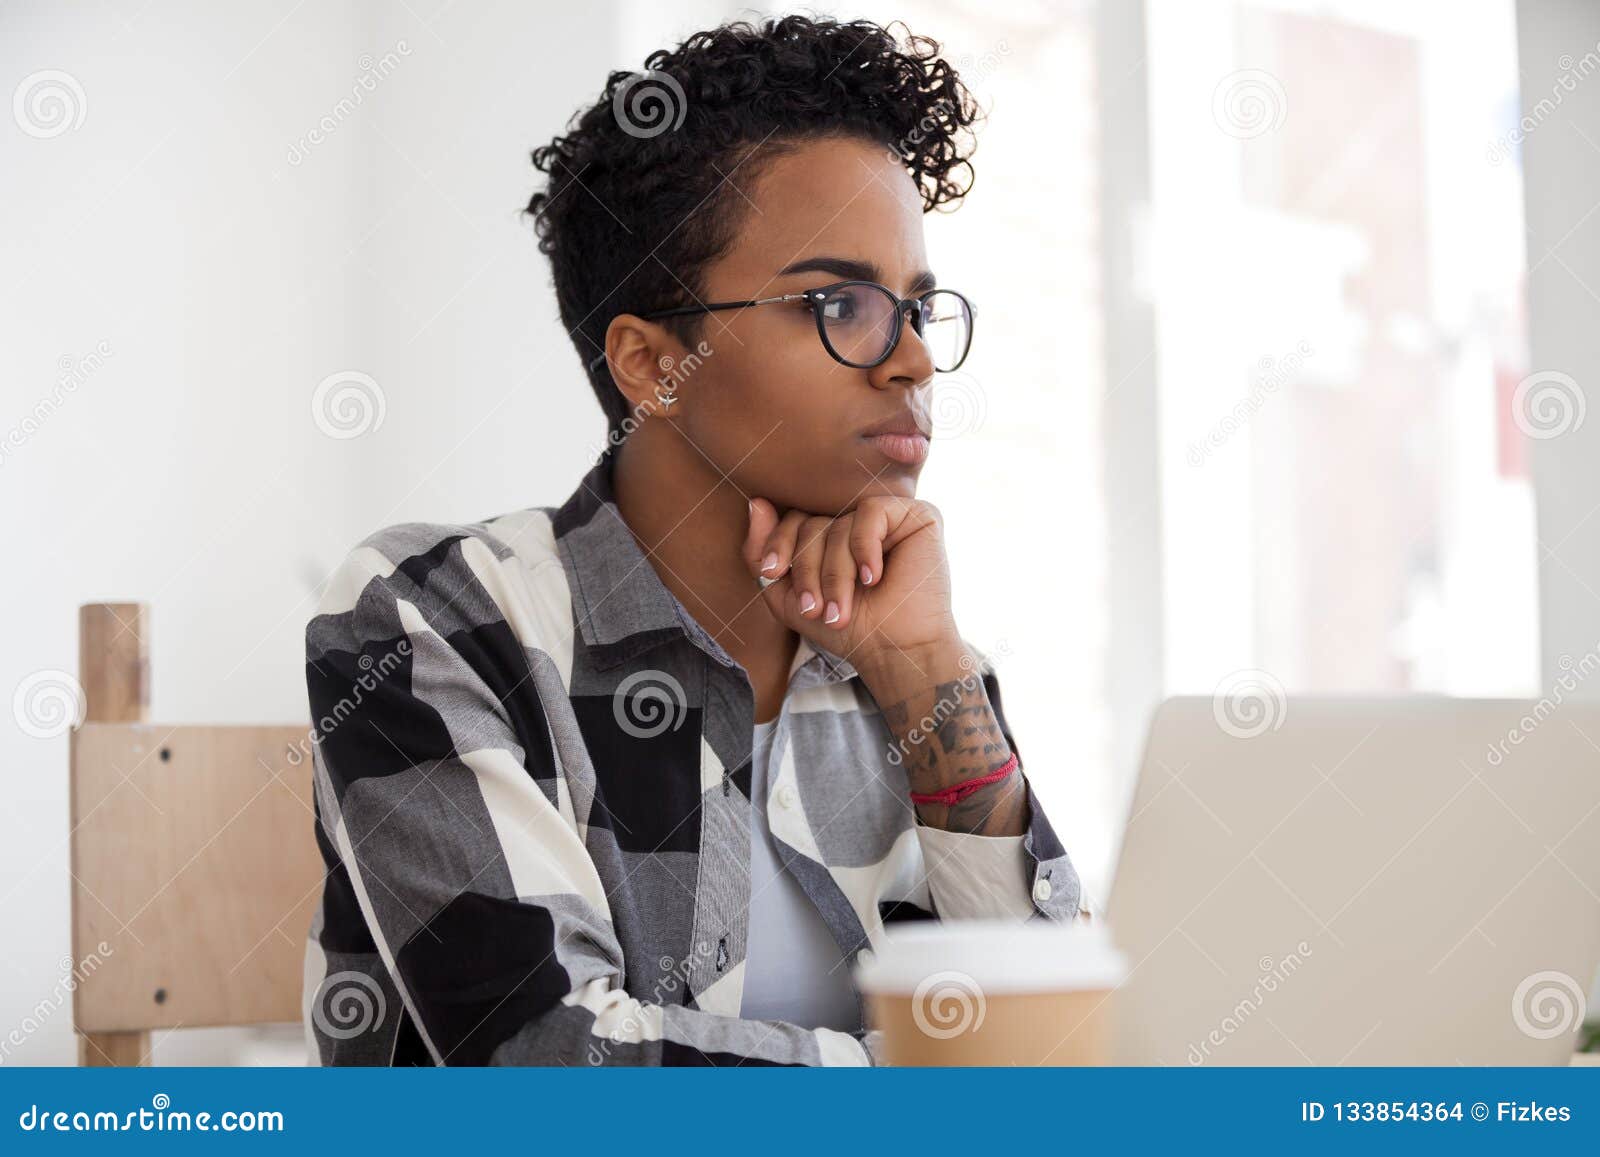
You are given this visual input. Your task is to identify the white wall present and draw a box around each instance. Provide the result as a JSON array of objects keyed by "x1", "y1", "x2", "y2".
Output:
[
  {"x1": 4, "y1": 0, "x2": 353, "y2": 1065},
  {"x1": 0, "y1": 0, "x2": 699, "y2": 1065}
]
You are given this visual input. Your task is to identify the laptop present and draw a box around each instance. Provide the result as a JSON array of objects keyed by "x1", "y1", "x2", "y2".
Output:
[{"x1": 1104, "y1": 696, "x2": 1600, "y2": 1065}]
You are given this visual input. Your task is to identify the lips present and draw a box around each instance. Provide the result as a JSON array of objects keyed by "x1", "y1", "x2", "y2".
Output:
[
  {"x1": 864, "y1": 432, "x2": 930, "y2": 465},
  {"x1": 860, "y1": 413, "x2": 932, "y2": 466}
]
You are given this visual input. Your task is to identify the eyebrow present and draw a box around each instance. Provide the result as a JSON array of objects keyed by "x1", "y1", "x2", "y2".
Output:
[{"x1": 776, "y1": 255, "x2": 938, "y2": 296}]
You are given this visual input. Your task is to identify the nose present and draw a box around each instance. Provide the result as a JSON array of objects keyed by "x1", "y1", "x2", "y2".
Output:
[{"x1": 869, "y1": 302, "x2": 935, "y2": 390}]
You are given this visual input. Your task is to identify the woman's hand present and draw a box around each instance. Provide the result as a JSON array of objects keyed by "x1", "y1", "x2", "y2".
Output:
[
  {"x1": 742, "y1": 494, "x2": 1026, "y2": 836},
  {"x1": 741, "y1": 494, "x2": 961, "y2": 676}
]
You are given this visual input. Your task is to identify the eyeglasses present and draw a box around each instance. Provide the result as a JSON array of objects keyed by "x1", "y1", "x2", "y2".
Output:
[{"x1": 634, "y1": 280, "x2": 976, "y2": 372}]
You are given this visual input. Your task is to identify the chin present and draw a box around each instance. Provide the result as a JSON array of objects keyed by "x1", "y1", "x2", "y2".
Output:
[
  {"x1": 774, "y1": 454, "x2": 920, "y2": 515},
  {"x1": 852, "y1": 470, "x2": 919, "y2": 507}
]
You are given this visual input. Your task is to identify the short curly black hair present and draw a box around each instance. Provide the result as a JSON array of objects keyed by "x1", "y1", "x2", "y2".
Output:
[{"x1": 523, "y1": 15, "x2": 981, "y2": 435}]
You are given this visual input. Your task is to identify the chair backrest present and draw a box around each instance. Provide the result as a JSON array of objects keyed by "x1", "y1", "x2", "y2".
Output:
[{"x1": 69, "y1": 603, "x2": 321, "y2": 1066}]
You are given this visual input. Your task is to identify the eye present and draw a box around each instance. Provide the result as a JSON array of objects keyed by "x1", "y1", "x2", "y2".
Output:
[{"x1": 818, "y1": 287, "x2": 862, "y2": 323}]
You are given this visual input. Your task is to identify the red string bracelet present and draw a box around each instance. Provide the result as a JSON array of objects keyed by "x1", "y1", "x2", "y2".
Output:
[{"x1": 909, "y1": 751, "x2": 1019, "y2": 807}]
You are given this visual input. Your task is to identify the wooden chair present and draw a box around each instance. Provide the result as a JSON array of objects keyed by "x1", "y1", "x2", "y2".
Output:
[{"x1": 68, "y1": 602, "x2": 323, "y2": 1066}]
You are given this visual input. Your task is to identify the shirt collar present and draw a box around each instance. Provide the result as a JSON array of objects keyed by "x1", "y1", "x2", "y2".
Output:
[{"x1": 552, "y1": 453, "x2": 858, "y2": 688}]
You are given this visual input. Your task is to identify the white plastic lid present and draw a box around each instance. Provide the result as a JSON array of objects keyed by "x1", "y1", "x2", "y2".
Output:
[{"x1": 852, "y1": 919, "x2": 1128, "y2": 994}]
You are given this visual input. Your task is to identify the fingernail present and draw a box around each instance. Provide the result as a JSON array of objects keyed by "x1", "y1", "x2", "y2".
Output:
[
  {"x1": 824, "y1": 601, "x2": 840, "y2": 625},
  {"x1": 799, "y1": 592, "x2": 817, "y2": 614},
  {"x1": 859, "y1": 564, "x2": 872, "y2": 585},
  {"x1": 761, "y1": 551, "x2": 778, "y2": 574}
]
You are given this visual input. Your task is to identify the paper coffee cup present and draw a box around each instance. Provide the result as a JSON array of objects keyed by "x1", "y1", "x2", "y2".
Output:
[{"x1": 852, "y1": 919, "x2": 1127, "y2": 1066}]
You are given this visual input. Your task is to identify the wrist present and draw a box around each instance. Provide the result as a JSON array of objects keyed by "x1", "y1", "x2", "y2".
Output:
[{"x1": 855, "y1": 634, "x2": 971, "y2": 706}]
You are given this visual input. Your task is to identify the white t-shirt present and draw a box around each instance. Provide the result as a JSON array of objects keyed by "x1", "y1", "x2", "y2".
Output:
[
  {"x1": 739, "y1": 716, "x2": 1037, "y2": 1030},
  {"x1": 740, "y1": 718, "x2": 861, "y2": 1030}
]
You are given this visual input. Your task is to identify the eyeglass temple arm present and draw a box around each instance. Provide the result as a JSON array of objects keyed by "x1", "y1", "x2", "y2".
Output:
[
  {"x1": 589, "y1": 294, "x2": 808, "y2": 370},
  {"x1": 640, "y1": 293, "x2": 806, "y2": 320}
]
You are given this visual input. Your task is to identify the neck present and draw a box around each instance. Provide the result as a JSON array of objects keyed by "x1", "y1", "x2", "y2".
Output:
[{"x1": 610, "y1": 423, "x2": 797, "y2": 680}]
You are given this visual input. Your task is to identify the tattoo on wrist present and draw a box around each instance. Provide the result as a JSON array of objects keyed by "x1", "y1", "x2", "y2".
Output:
[{"x1": 880, "y1": 677, "x2": 1027, "y2": 836}]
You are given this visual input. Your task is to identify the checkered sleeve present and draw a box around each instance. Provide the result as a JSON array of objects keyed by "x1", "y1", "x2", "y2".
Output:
[{"x1": 304, "y1": 529, "x2": 871, "y2": 1066}]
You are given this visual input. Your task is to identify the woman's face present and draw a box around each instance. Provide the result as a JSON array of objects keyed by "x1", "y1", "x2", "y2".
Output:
[{"x1": 672, "y1": 135, "x2": 939, "y2": 516}]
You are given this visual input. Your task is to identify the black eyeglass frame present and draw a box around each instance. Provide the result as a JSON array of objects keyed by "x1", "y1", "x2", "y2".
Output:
[{"x1": 628, "y1": 279, "x2": 977, "y2": 373}]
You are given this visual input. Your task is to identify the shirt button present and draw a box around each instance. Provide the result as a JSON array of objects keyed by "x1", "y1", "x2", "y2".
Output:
[
  {"x1": 1032, "y1": 877, "x2": 1053, "y2": 904},
  {"x1": 777, "y1": 784, "x2": 798, "y2": 809}
]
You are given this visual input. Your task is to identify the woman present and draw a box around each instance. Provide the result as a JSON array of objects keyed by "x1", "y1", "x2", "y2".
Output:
[{"x1": 303, "y1": 14, "x2": 1082, "y2": 1067}]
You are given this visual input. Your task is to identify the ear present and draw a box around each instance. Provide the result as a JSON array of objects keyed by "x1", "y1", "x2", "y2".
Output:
[{"x1": 603, "y1": 314, "x2": 689, "y2": 424}]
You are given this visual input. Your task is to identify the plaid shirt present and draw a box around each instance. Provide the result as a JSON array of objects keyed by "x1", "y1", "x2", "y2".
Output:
[{"x1": 301, "y1": 454, "x2": 1083, "y2": 1066}]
